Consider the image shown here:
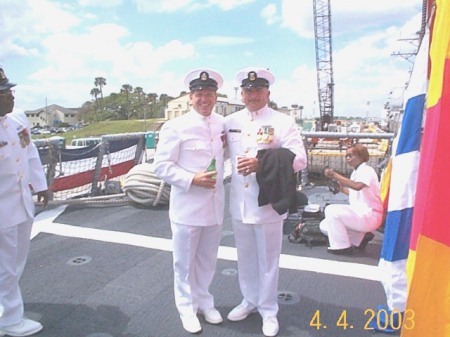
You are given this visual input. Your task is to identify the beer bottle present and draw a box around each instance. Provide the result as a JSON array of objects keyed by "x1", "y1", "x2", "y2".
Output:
[{"x1": 207, "y1": 158, "x2": 217, "y2": 179}]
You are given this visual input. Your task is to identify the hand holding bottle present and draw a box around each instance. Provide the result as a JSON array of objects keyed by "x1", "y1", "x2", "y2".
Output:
[{"x1": 192, "y1": 158, "x2": 217, "y2": 189}]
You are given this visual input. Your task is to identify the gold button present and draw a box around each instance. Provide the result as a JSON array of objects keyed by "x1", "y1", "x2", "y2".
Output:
[{"x1": 244, "y1": 183, "x2": 249, "y2": 188}]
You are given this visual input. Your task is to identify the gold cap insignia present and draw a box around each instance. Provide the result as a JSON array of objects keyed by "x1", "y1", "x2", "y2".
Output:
[
  {"x1": 0, "y1": 69, "x2": 6, "y2": 81},
  {"x1": 248, "y1": 71, "x2": 257, "y2": 82},
  {"x1": 200, "y1": 71, "x2": 209, "y2": 81}
]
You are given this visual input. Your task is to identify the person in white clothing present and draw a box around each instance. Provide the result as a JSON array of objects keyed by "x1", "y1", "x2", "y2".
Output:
[
  {"x1": 153, "y1": 68, "x2": 225, "y2": 334},
  {"x1": 225, "y1": 67, "x2": 307, "y2": 337},
  {"x1": 0, "y1": 66, "x2": 49, "y2": 336},
  {"x1": 320, "y1": 143, "x2": 383, "y2": 255}
]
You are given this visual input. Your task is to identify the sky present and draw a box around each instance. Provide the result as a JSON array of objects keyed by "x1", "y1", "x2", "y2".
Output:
[{"x1": 0, "y1": 0, "x2": 424, "y2": 118}]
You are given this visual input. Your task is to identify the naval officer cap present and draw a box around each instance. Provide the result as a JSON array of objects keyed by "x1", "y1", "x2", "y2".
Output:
[
  {"x1": 0, "y1": 65, "x2": 16, "y2": 91},
  {"x1": 184, "y1": 68, "x2": 223, "y2": 91},
  {"x1": 236, "y1": 67, "x2": 275, "y2": 89}
]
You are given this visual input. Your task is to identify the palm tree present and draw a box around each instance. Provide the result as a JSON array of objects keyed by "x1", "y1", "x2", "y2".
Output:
[
  {"x1": 94, "y1": 77, "x2": 106, "y2": 115},
  {"x1": 147, "y1": 93, "x2": 158, "y2": 118},
  {"x1": 134, "y1": 86, "x2": 146, "y2": 129},
  {"x1": 90, "y1": 87, "x2": 101, "y2": 122},
  {"x1": 135, "y1": 86, "x2": 144, "y2": 118},
  {"x1": 121, "y1": 84, "x2": 133, "y2": 119},
  {"x1": 159, "y1": 93, "x2": 170, "y2": 118}
]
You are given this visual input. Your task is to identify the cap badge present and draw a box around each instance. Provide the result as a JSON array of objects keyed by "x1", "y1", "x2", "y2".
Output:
[
  {"x1": 200, "y1": 71, "x2": 209, "y2": 81},
  {"x1": 0, "y1": 69, "x2": 6, "y2": 82},
  {"x1": 248, "y1": 71, "x2": 257, "y2": 82}
]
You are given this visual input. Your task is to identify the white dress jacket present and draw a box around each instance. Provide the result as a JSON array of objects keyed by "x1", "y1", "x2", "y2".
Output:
[
  {"x1": 154, "y1": 110, "x2": 225, "y2": 226},
  {"x1": 225, "y1": 106, "x2": 307, "y2": 224},
  {"x1": 0, "y1": 112, "x2": 47, "y2": 229}
]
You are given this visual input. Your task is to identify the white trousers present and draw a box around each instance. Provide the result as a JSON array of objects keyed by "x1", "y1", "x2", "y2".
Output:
[
  {"x1": 0, "y1": 217, "x2": 33, "y2": 328},
  {"x1": 171, "y1": 222, "x2": 222, "y2": 318},
  {"x1": 320, "y1": 204, "x2": 382, "y2": 249},
  {"x1": 232, "y1": 218, "x2": 283, "y2": 318}
]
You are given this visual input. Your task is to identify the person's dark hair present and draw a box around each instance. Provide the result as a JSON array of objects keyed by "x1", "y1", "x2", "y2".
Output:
[{"x1": 349, "y1": 144, "x2": 370, "y2": 162}]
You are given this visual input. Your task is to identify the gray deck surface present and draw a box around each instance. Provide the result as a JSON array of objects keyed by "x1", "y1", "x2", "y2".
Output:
[{"x1": 22, "y1": 185, "x2": 390, "y2": 337}]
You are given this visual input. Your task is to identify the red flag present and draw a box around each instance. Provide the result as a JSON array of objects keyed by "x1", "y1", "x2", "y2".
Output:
[{"x1": 402, "y1": 0, "x2": 450, "y2": 336}]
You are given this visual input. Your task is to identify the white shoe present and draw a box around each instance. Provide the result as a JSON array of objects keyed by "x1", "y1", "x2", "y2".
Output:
[
  {"x1": 227, "y1": 302, "x2": 257, "y2": 321},
  {"x1": 262, "y1": 316, "x2": 279, "y2": 337},
  {"x1": 180, "y1": 315, "x2": 202, "y2": 334},
  {"x1": 0, "y1": 319, "x2": 43, "y2": 337},
  {"x1": 198, "y1": 308, "x2": 223, "y2": 324}
]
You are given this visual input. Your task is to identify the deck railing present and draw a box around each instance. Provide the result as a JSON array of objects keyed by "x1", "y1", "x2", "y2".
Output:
[{"x1": 35, "y1": 131, "x2": 395, "y2": 200}]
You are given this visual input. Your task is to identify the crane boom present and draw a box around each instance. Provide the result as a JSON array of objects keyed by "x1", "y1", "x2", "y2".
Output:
[{"x1": 313, "y1": 0, "x2": 334, "y2": 130}]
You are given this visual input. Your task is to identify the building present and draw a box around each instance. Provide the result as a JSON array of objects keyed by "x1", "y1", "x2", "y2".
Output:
[
  {"x1": 25, "y1": 104, "x2": 81, "y2": 128},
  {"x1": 164, "y1": 94, "x2": 244, "y2": 120}
]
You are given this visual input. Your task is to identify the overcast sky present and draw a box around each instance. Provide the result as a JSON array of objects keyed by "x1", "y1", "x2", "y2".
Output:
[{"x1": 0, "y1": 0, "x2": 423, "y2": 118}]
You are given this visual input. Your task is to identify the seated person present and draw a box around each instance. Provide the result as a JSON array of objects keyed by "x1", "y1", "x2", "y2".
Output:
[{"x1": 319, "y1": 144, "x2": 383, "y2": 255}]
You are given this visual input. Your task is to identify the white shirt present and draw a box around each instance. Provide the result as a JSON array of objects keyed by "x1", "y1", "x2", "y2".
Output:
[{"x1": 349, "y1": 162, "x2": 383, "y2": 216}]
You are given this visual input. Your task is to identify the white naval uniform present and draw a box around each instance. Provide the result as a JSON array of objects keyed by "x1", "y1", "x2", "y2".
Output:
[
  {"x1": 225, "y1": 105, "x2": 307, "y2": 318},
  {"x1": 153, "y1": 109, "x2": 225, "y2": 318},
  {"x1": 0, "y1": 112, "x2": 47, "y2": 328},
  {"x1": 320, "y1": 162, "x2": 383, "y2": 249}
]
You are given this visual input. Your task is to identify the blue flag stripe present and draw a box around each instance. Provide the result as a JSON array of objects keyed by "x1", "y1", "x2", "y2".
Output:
[
  {"x1": 396, "y1": 93, "x2": 426, "y2": 156},
  {"x1": 381, "y1": 208, "x2": 414, "y2": 261}
]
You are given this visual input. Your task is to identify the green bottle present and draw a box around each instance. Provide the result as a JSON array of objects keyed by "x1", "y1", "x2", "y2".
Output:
[{"x1": 207, "y1": 158, "x2": 217, "y2": 179}]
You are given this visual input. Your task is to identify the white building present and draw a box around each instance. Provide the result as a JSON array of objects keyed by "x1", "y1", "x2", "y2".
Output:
[
  {"x1": 164, "y1": 94, "x2": 244, "y2": 120},
  {"x1": 25, "y1": 104, "x2": 81, "y2": 128}
]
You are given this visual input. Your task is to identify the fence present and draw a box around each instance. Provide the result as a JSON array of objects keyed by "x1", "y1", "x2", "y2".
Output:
[
  {"x1": 301, "y1": 131, "x2": 394, "y2": 183},
  {"x1": 35, "y1": 133, "x2": 147, "y2": 201},
  {"x1": 35, "y1": 130, "x2": 394, "y2": 202}
]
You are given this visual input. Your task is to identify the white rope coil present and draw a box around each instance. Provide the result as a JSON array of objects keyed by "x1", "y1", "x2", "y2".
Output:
[
  {"x1": 34, "y1": 163, "x2": 170, "y2": 208},
  {"x1": 36, "y1": 194, "x2": 130, "y2": 207},
  {"x1": 122, "y1": 163, "x2": 171, "y2": 207}
]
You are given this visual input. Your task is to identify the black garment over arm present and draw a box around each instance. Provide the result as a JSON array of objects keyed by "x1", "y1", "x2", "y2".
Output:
[{"x1": 256, "y1": 148, "x2": 297, "y2": 215}]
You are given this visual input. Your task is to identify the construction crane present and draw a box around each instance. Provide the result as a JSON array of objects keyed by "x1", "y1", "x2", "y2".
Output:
[{"x1": 313, "y1": 0, "x2": 334, "y2": 130}]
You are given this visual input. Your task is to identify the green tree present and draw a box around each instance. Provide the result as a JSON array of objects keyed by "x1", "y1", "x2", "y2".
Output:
[
  {"x1": 90, "y1": 87, "x2": 101, "y2": 122},
  {"x1": 146, "y1": 93, "x2": 158, "y2": 118},
  {"x1": 158, "y1": 93, "x2": 172, "y2": 118},
  {"x1": 94, "y1": 77, "x2": 106, "y2": 116},
  {"x1": 121, "y1": 84, "x2": 133, "y2": 119},
  {"x1": 135, "y1": 86, "x2": 144, "y2": 119},
  {"x1": 79, "y1": 101, "x2": 96, "y2": 124}
]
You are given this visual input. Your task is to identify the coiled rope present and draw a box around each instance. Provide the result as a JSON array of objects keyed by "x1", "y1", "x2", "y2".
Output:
[
  {"x1": 122, "y1": 163, "x2": 171, "y2": 207},
  {"x1": 36, "y1": 163, "x2": 171, "y2": 208},
  {"x1": 38, "y1": 194, "x2": 130, "y2": 207}
]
